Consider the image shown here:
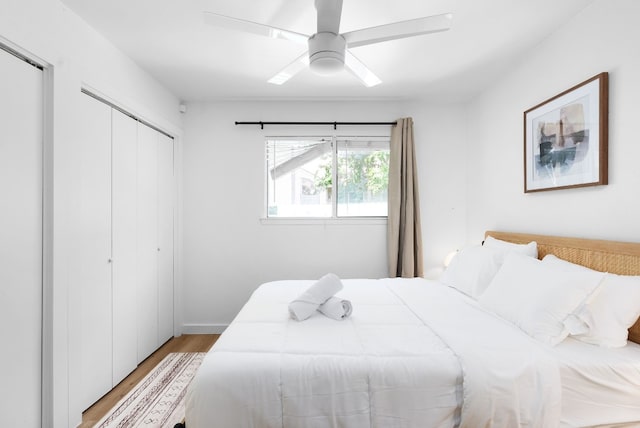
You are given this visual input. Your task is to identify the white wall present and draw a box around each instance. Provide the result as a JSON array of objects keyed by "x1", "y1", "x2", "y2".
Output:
[
  {"x1": 465, "y1": 0, "x2": 640, "y2": 244},
  {"x1": 182, "y1": 99, "x2": 466, "y2": 330},
  {"x1": 0, "y1": 1, "x2": 182, "y2": 427}
]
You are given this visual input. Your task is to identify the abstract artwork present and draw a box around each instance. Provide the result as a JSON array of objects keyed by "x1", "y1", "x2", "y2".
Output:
[{"x1": 524, "y1": 73, "x2": 608, "y2": 193}]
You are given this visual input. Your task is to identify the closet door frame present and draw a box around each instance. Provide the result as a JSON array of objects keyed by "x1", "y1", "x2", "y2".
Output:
[{"x1": 41, "y1": 63, "x2": 54, "y2": 428}]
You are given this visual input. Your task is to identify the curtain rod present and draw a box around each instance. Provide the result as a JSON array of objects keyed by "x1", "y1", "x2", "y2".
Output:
[{"x1": 235, "y1": 121, "x2": 397, "y2": 130}]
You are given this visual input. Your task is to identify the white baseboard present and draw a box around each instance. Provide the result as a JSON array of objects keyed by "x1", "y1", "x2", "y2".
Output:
[{"x1": 182, "y1": 323, "x2": 228, "y2": 334}]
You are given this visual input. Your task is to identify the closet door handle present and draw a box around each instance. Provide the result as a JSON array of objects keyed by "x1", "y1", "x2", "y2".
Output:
[
  {"x1": 107, "y1": 259, "x2": 113, "y2": 263},
  {"x1": 157, "y1": 248, "x2": 161, "y2": 252}
]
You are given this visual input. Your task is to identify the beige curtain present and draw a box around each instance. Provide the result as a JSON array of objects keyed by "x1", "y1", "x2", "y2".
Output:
[{"x1": 387, "y1": 117, "x2": 424, "y2": 277}]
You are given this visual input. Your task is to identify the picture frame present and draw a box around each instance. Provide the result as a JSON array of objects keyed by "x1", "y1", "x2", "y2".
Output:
[{"x1": 524, "y1": 72, "x2": 608, "y2": 193}]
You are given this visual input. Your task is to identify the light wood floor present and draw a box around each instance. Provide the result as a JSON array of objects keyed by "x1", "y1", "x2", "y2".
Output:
[{"x1": 80, "y1": 334, "x2": 219, "y2": 427}]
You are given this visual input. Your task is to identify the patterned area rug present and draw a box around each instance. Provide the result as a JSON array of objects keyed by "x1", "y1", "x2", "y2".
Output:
[{"x1": 95, "y1": 352, "x2": 206, "y2": 428}]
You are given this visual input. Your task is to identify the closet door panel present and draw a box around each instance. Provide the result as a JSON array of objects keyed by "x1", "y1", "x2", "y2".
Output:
[
  {"x1": 137, "y1": 123, "x2": 159, "y2": 362},
  {"x1": 112, "y1": 110, "x2": 138, "y2": 385},
  {"x1": 157, "y1": 134, "x2": 174, "y2": 344},
  {"x1": 78, "y1": 94, "x2": 113, "y2": 409},
  {"x1": 0, "y1": 49, "x2": 42, "y2": 427}
]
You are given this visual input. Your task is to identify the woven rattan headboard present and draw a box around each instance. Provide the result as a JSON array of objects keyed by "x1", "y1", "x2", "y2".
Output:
[{"x1": 485, "y1": 231, "x2": 640, "y2": 345}]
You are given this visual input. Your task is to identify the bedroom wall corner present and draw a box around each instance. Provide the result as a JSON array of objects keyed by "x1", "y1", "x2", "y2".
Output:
[
  {"x1": 406, "y1": 101, "x2": 468, "y2": 278},
  {"x1": 464, "y1": 0, "x2": 640, "y2": 244}
]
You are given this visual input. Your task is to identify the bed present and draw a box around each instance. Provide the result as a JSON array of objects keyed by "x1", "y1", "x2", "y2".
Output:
[{"x1": 186, "y1": 231, "x2": 640, "y2": 427}]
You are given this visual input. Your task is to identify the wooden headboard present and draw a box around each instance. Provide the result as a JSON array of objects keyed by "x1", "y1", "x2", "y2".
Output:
[{"x1": 486, "y1": 231, "x2": 640, "y2": 345}]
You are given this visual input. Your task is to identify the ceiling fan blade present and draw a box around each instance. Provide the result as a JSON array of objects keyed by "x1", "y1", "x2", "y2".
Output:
[
  {"x1": 315, "y1": 0, "x2": 343, "y2": 33},
  {"x1": 343, "y1": 13, "x2": 452, "y2": 48},
  {"x1": 203, "y1": 11, "x2": 309, "y2": 45},
  {"x1": 344, "y1": 51, "x2": 381, "y2": 87},
  {"x1": 268, "y1": 52, "x2": 310, "y2": 85}
]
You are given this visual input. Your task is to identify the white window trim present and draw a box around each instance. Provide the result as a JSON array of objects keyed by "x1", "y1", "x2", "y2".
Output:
[{"x1": 259, "y1": 216, "x2": 387, "y2": 226}]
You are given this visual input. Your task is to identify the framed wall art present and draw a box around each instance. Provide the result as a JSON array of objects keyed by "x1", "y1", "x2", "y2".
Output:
[{"x1": 524, "y1": 72, "x2": 608, "y2": 193}]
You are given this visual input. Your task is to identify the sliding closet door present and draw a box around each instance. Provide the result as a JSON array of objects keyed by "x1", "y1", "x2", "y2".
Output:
[
  {"x1": 157, "y1": 134, "x2": 174, "y2": 344},
  {"x1": 78, "y1": 94, "x2": 113, "y2": 410},
  {"x1": 0, "y1": 48, "x2": 43, "y2": 427},
  {"x1": 112, "y1": 110, "x2": 139, "y2": 385},
  {"x1": 137, "y1": 123, "x2": 159, "y2": 362}
]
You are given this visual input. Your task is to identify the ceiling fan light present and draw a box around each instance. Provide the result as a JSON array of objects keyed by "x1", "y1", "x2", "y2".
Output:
[{"x1": 310, "y1": 54, "x2": 344, "y2": 75}]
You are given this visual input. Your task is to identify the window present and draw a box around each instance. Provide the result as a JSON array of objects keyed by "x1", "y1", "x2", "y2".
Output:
[{"x1": 265, "y1": 136, "x2": 389, "y2": 218}]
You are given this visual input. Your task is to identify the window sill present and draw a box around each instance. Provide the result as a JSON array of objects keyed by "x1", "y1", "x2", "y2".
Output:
[{"x1": 259, "y1": 217, "x2": 387, "y2": 226}]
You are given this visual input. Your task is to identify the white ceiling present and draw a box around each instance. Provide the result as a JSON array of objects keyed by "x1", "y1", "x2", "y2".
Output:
[{"x1": 60, "y1": 0, "x2": 593, "y2": 102}]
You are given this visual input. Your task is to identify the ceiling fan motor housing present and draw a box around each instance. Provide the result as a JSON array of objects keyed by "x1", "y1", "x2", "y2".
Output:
[{"x1": 308, "y1": 32, "x2": 346, "y2": 75}]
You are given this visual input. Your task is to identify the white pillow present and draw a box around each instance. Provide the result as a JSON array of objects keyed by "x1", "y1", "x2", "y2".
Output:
[
  {"x1": 542, "y1": 254, "x2": 640, "y2": 347},
  {"x1": 483, "y1": 236, "x2": 538, "y2": 258},
  {"x1": 439, "y1": 245, "x2": 505, "y2": 298},
  {"x1": 479, "y1": 253, "x2": 605, "y2": 346}
]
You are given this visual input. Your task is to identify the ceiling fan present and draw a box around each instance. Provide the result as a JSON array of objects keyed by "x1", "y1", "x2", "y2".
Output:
[{"x1": 203, "y1": 0, "x2": 452, "y2": 87}]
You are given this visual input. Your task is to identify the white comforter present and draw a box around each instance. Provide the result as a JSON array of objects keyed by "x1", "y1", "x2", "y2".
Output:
[{"x1": 186, "y1": 278, "x2": 561, "y2": 427}]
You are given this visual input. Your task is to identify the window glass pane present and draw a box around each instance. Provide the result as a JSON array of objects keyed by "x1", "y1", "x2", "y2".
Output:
[
  {"x1": 336, "y1": 138, "x2": 389, "y2": 217},
  {"x1": 266, "y1": 138, "x2": 332, "y2": 217}
]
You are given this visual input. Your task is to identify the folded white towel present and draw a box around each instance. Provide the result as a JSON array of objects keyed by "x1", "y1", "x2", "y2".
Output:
[
  {"x1": 318, "y1": 296, "x2": 353, "y2": 320},
  {"x1": 289, "y1": 273, "x2": 343, "y2": 321}
]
